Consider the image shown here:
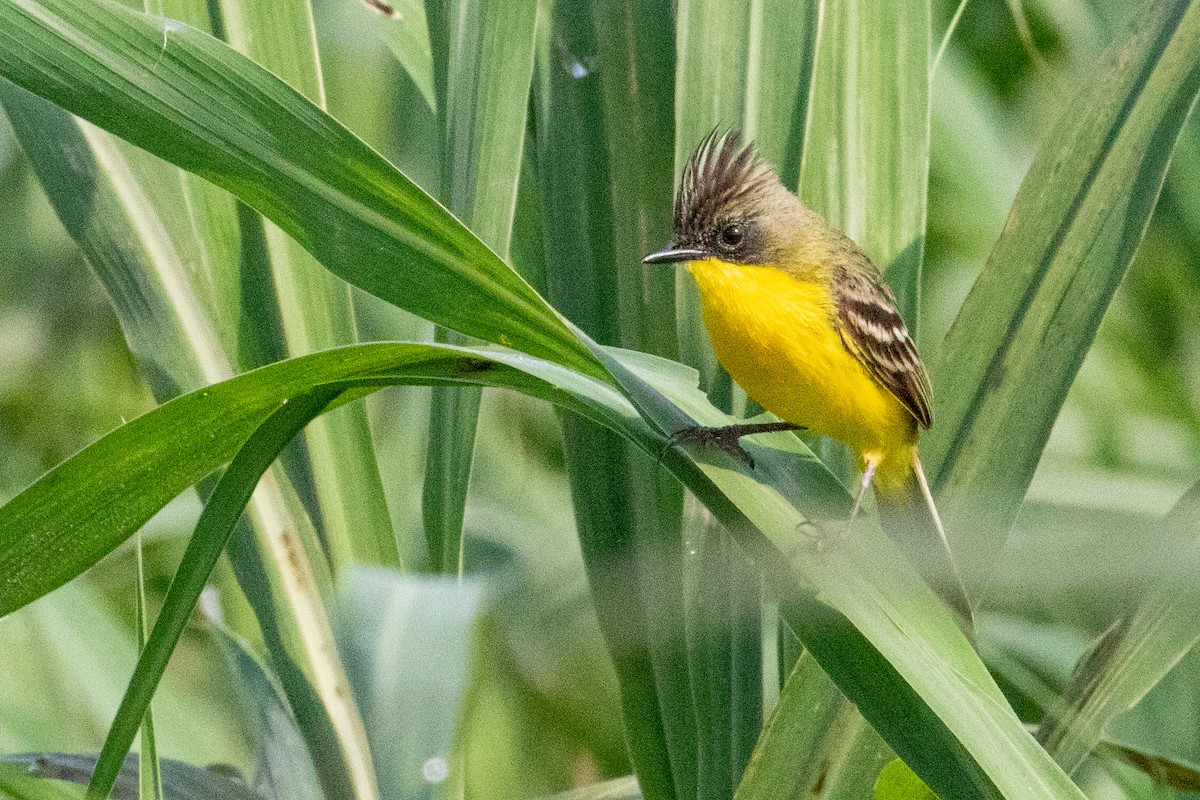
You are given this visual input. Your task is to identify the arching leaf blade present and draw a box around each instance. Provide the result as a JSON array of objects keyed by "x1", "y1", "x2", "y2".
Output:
[
  {"x1": 0, "y1": 0, "x2": 602, "y2": 381},
  {"x1": 926, "y1": 0, "x2": 1200, "y2": 593}
]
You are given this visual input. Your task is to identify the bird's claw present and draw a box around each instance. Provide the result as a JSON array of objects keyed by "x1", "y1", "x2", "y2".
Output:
[
  {"x1": 666, "y1": 425, "x2": 758, "y2": 469},
  {"x1": 661, "y1": 421, "x2": 803, "y2": 470}
]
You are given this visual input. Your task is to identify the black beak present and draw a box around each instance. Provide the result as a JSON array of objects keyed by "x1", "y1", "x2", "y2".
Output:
[{"x1": 642, "y1": 244, "x2": 708, "y2": 265}]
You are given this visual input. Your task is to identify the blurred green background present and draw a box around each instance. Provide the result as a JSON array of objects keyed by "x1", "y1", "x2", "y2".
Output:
[{"x1": 0, "y1": 0, "x2": 1197, "y2": 795}]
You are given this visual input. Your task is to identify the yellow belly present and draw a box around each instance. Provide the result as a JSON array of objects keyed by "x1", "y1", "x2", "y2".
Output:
[{"x1": 688, "y1": 258, "x2": 916, "y2": 490}]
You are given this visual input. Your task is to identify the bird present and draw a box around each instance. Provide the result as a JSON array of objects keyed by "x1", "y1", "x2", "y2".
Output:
[{"x1": 644, "y1": 130, "x2": 969, "y2": 623}]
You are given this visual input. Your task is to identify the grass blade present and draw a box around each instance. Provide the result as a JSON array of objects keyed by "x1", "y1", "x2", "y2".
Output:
[
  {"x1": 925, "y1": 0, "x2": 1200, "y2": 592},
  {"x1": 534, "y1": 7, "x2": 693, "y2": 797},
  {"x1": 217, "y1": 0, "x2": 397, "y2": 572},
  {"x1": 586, "y1": 8, "x2": 696, "y2": 798},
  {"x1": 734, "y1": 651, "x2": 842, "y2": 800},
  {"x1": 0, "y1": 343, "x2": 639, "y2": 617},
  {"x1": 671, "y1": 6, "x2": 821, "y2": 792},
  {"x1": 133, "y1": 538, "x2": 164, "y2": 800},
  {"x1": 0, "y1": 0, "x2": 601, "y2": 379},
  {"x1": 1038, "y1": 481, "x2": 1200, "y2": 774},
  {"x1": 208, "y1": 625, "x2": 325, "y2": 800},
  {"x1": 800, "y1": 0, "x2": 931, "y2": 323},
  {"x1": 422, "y1": 0, "x2": 540, "y2": 573},
  {"x1": 86, "y1": 385, "x2": 347, "y2": 800},
  {"x1": 367, "y1": 0, "x2": 437, "y2": 111}
]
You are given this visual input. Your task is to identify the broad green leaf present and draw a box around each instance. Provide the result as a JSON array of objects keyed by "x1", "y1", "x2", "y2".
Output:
[
  {"x1": 926, "y1": 0, "x2": 1200, "y2": 593},
  {"x1": 734, "y1": 651, "x2": 841, "y2": 800},
  {"x1": 810, "y1": 713, "x2": 893, "y2": 800},
  {"x1": 336, "y1": 570, "x2": 483, "y2": 799},
  {"x1": 577, "y1": 17, "x2": 694, "y2": 791},
  {"x1": 2, "y1": 755, "x2": 261, "y2": 800},
  {"x1": 422, "y1": 0, "x2": 541, "y2": 574},
  {"x1": 533, "y1": 7, "x2": 691, "y2": 798},
  {"x1": 0, "y1": 343, "x2": 639, "y2": 617},
  {"x1": 0, "y1": 336, "x2": 1085, "y2": 798},
  {"x1": 86, "y1": 387, "x2": 348, "y2": 800},
  {"x1": 590, "y1": 0, "x2": 678, "y2": 360},
  {"x1": 1105, "y1": 739, "x2": 1200, "y2": 791},
  {"x1": 0, "y1": 81, "x2": 232, "y2": 399},
  {"x1": 1039, "y1": 481, "x2": 1200, "y2": 774},
  {"x1": 0, "y1": 0, "x2": 602, "y2": 382},
  {"x1": 799, "y1": 0, "x2": 930, "y2": 324},
  {"x1": 218, "y1": 0, "x2": 397, "y2": 572},
  {"x1": 669, "y1": 11, "x2": 819, "y2": 787},
  {"x1": 585, "y1": 5, "x2": 696, "y2": 795}
]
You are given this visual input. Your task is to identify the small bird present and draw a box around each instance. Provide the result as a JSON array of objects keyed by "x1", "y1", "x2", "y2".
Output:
[{"x1": 644, "y1": 131, "x2": 968, "y2": 621}]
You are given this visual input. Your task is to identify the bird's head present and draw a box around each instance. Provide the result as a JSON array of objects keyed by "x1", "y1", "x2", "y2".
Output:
[{"x1": 643, "y1": 130, "x2": 814, "y2": 268}]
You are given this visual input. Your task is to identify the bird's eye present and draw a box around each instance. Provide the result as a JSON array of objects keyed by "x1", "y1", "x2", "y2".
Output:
[{"x1": 718, "y1": 223, "x2": 745, "y2": 249}]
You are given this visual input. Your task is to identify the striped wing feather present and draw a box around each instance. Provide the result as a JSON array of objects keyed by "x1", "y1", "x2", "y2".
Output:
[{"x1": 832, "y1": 259, "x2": 933, "y2": 429}]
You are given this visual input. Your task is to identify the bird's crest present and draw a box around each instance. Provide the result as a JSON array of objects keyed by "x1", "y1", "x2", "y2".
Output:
[{"x1": 675, "y1": 130, "x2": 779, "y2": 238}]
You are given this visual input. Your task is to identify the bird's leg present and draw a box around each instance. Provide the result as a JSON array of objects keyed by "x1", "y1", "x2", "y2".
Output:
[
  {"x1": 664, "y1": 422, "x2": 803, "y2": 469},
  {"x1": 845, "y1": 459, "x2": 878, "y2": 536}
]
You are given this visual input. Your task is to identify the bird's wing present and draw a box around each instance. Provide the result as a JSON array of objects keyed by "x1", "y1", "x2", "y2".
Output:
[{"x1": 832, "y1": 258, "x2": 933, "y2": 429}]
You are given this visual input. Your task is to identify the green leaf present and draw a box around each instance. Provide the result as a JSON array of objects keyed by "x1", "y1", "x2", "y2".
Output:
[
  {"x1": 799, "y1": 0, "x2": 930, "y2": 323},
  {"x1": 336, "y1": 569, "x2": 483, "y2": 799},
  {"x1": 0, "y1": 80, "x2": 234, "y2": 400},
  {"x1": 926, "y1": 0, "x2": 1200, "y2": 592},
  {"x1": 734, "y1": 651, "x2": 842, "y2": 800},
  {"x1": 87, "y1": 386, "x2": 346, "y2": 800},
  {"x1": 1105, "y1": 738, "x2": 1200, "y2": 792},
  {"x1": 422, "y1": 0, "x2": 541, "y2": 573},
  {"x1": 810, "y1": 714, "x2": 893, "y2": 800},
  {"x1": 1038, "y1": 481, "x2": 1200, "y2": 774},
  {"x1": 590, "y1": 0, "x2": 678, "y2": 360},
  {"x1": 217, "y1": 0, "x2": 398, "y2": 572},
  {"x1": 134, "y1": 538, "x2": 164, "y2": 800},
  {"x1": 671, "y1": 6, "x2": 821, "y2": 794},
  {"x1": 0, "y1": 343, "x2": 640, "y2": 618},
  {"x1": 533, "y1": 7, "x2": 691, "y2": 797},
  {"x1": 0, "y1": 0, "x2": 601, "y2": 381},
  {"x1": 537, "y1": 776, "x2": 642, "y2": 800}
]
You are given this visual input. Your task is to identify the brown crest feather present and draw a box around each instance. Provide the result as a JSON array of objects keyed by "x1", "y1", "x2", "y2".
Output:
[{"x1": 675, "y1": 130, "x2": 778, "y2": 245}]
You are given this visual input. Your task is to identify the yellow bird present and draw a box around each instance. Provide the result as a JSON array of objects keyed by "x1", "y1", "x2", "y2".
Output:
[{"x1": 645, "y1": 131, "x2": 965, "y2": 614}]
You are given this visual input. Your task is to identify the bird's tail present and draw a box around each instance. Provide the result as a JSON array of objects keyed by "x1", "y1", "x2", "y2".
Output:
[{"x1": 876, "y1": 451, "x2": 974, "y2": 637}]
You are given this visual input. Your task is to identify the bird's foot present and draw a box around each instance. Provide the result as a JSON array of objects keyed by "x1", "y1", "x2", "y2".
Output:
[{"x1": 663, "y1": 422, "x2": 803, "y2": 469}]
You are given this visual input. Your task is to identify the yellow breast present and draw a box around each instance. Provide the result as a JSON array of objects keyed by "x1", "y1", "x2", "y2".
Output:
[{"x1": 687, "y1": 258, "x2": 916, "y2": 489}]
